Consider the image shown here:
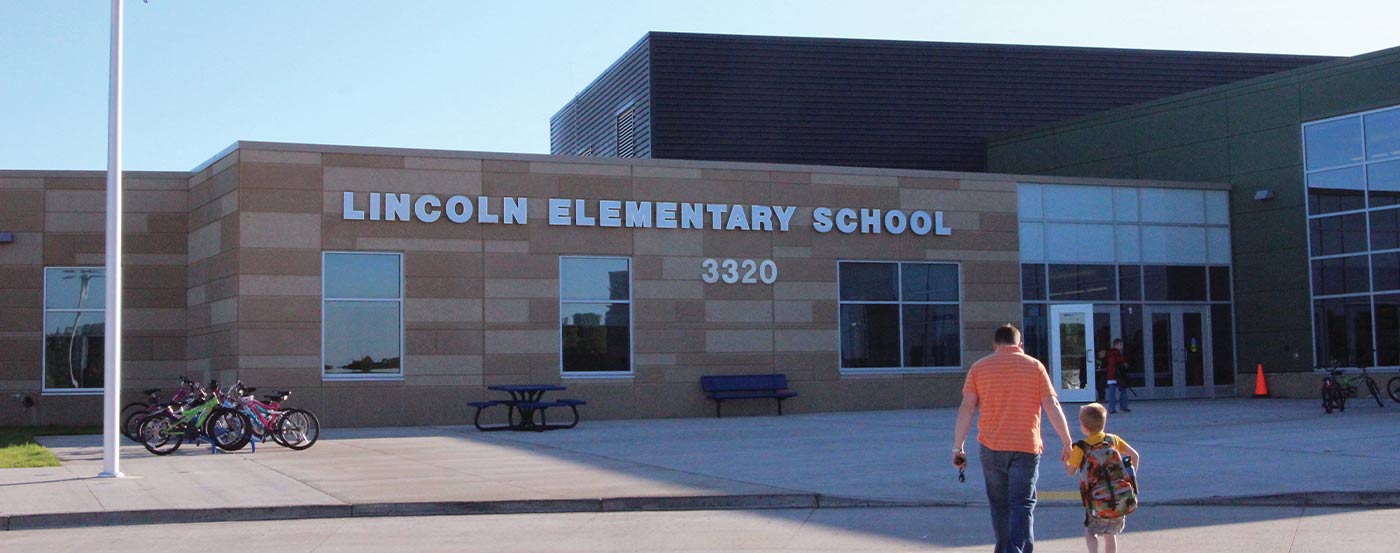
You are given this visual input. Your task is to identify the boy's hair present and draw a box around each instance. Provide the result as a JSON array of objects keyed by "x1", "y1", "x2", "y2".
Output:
[
  {"x1": 993, "y1": 324, "x2": 1021, "y2": 346},
  {"x1": 1112, "y1": 338, "x2": 1124, "y2": 347},
  {"x1": 1080, "y1": 403, "x2": 1108, "y2": 433}
]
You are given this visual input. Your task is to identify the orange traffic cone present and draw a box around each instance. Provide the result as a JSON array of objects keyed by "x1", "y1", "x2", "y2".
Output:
[{"x1": 1253, "y1": 364, "x2": 1270, "y2": 398}]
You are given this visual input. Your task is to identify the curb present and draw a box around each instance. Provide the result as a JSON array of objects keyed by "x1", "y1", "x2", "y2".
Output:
[
  {"x1": 5, "y1": 491, "x2": 1398, "y2": 531},
  {"x1": 1157, "y1": 492, "x2": 1400, "y2": 508}
]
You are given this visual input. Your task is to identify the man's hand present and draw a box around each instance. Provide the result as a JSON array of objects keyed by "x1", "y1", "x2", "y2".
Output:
[
  {"x1": 1060, "y1": 443, "x2": 1072, "y2": 464},
  {"x1": 952, "y1": 449, "x2": 967, "y2": 469}
]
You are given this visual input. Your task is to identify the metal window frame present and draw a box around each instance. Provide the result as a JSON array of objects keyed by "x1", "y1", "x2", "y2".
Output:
[
  {"x1": 321, "y1": 251, "x2": 406, "y2": 382},
  {"x1": 559, "y1": 255, "x2": 634, "y2": 379},
  {"x1": 41, "y1": 266, "x2": 106, "y2": 396},
  {"x1": 837, "y1": 260, "x2": 964, "y2": 375}
]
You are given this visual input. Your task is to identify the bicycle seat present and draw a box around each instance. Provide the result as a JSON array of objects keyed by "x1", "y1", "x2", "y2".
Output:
[
  {"x1": 242, "y1": 386, "x2": 258, "y2": 394},
  {"x1": 143, "y1": 388, "x2": 160, "y2": 396}
]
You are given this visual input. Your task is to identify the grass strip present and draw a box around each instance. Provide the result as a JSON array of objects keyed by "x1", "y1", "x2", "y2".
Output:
[{"x1": 0, "y1": 426, "x2": 100, "y2": 468}]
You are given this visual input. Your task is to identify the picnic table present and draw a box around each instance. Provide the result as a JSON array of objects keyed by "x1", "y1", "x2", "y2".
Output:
[{"x1": 468, "y1": 384, "x2": 586, "y2": 431}]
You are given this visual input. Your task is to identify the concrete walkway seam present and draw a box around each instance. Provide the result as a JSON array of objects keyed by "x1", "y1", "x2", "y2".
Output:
[{"x1": 6, "y1": 491, "x2": 1400, "y2": 531}]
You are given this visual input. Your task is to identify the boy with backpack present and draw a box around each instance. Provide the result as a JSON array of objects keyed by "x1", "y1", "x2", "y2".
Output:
[{"x1": 1065, "y1": 403, "x2": 1140, "y2": 553}]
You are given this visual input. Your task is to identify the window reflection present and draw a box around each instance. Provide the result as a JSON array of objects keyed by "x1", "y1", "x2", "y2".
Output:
[
  {"x1": 1048, "y1": 264, "x2": 1116, "y2": 301},
  {"x1": 560, "y1": 303, "x2": 631, "y2": 373},
  {"x1": 839, "y1": 262, "x2": 898, "y2": 301},
  {"x1": 560, "y1": 257, "x2": 632, "y2": 373},
  {"x1": 44, "y1": 312, "x2": 104, "y2": 390},
  {"x1": 839, "y1": 261, "x2": 961, "y2": 370},
  {"x1": 322, "y1": 253, "x2": 403, "y2": 378},
  {"x1": 560, "y1": 258, "x2": 630, "y2": 301},
  {"x1": 43, "y1": 268, "x2": 105, "y2": 391},
  {"x1": 1304, "y1": 116, "x2": 1363, "y2": 170}
]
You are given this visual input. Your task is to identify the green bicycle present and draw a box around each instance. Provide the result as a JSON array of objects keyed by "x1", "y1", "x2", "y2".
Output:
[
  {"x1": 1320, "y1": 362, "x2": 1384, "y2": 414},
  {"x1": 137, "y1": 381, "x2": 251, "y2": 455}
]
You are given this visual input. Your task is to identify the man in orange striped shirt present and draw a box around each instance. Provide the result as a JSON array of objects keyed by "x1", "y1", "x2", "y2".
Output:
[{"x1": 952, "y1": 324, "x2": 1074, "y2": 553}]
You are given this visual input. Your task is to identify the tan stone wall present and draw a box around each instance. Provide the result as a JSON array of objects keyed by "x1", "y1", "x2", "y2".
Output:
[
  {"x1": 9, "y1": 143, "x2": 1206, "y2": 427},
  {"x1": 0, "y1": 171, "x2": 188, "y2": 426},
  {"x1": 215, "y1": 145, "x2": 1024, "y2": 426}
]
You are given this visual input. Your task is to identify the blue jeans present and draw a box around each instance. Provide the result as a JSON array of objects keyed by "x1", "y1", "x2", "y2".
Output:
[
  {"x1": 980, "y1": 445, "x2": 1040, "y2": 553},
  {"x1": 1107, "y1": 382, "x2": 1130, "y2": 412}
]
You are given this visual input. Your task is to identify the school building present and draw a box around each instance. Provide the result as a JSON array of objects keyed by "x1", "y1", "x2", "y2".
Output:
[{"x1": 2, "y1": 33, "x2": 1397, "y2": 426}]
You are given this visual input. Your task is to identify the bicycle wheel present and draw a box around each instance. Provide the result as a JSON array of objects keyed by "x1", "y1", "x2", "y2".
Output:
[
  {"x1": 1365, "y1": 377, "x2": 1384, "y2": 407},
  {"x1": 138, "y1": 413, "x2": 183, "y2": 455},
  {"x1": 1322, "y1": 385, "x2": 1336, "y2": 414},
  {"x1": 203, "y1": 408, "x2": 252, "y2": 451},
  {"x1": 120, "y1": 402, "x2": 150, "y2": 442},
  {"x1": 1389, "y1": 376, "x2": 1400, "y2": 404},
  {"x1": 275, "y1": 408, "x2": 320, "y2": 450}
]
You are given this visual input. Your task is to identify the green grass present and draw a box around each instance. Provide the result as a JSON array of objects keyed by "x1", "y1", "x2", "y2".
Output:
[{"x1": 0, "y1": 426, "x2": 100, "y2": 468}]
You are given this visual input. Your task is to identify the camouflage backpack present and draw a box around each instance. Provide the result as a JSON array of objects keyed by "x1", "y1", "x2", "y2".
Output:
[{"x1": 1075, "y1": 435, "x2": 1138, "y2": 518}]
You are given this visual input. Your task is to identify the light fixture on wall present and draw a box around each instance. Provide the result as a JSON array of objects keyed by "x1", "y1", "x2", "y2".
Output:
[{"x1": 1253, "y1": 189, "x2": 1276, "y2": 201}]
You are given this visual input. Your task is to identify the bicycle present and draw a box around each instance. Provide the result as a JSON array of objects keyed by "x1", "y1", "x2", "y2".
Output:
[
  {"x1": 137, "y1": 380, "x2": 251, "y2": 455},
  {"x1": 1320, "y1": 362, "x2": 1384, "y2": 414},
  {"x1": 121, "y1": 377, "x2": 200, "y2": 443},
  {"x1": 1389, "y1": 375, "x2": 1400, "y2": 404},
  {"x1": 228, "y1": 381, "x2": 320, "y2": 450}
]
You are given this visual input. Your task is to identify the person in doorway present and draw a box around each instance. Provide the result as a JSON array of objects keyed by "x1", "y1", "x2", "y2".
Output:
[
  {"x1": 1104, "y1": 339, "x2": 1131, "y2": 414},
  {"x1": 953, "y1": 324, "x2": 1076, "y2": 553}
]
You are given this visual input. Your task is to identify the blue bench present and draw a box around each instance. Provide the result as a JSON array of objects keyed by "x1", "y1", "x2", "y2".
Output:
[{"x1": 700, "y1": 374, "x2": 798, "y2": 418}]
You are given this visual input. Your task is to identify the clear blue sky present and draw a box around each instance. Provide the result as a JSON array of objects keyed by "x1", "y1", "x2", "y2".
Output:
[{"x1": 2, "y1": 0, "x2": 1396, "y2": 171}]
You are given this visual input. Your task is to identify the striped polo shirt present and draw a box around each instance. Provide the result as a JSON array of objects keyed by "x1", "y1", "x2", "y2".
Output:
[{"x1": 962, "y1": 344, "x2": 1057, "y2": 454}]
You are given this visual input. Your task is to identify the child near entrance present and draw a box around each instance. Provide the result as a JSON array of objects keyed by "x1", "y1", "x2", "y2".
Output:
[{"x1": 1066, "y1": 403, "x2": 1141, "y2": 553}]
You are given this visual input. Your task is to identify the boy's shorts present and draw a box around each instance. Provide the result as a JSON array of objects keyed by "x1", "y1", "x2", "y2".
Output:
[{"x1": 1085, "y1": 514, "x2": 1126, "y2": 536}]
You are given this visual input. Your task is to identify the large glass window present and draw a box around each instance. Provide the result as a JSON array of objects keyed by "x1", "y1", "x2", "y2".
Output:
[
  {"x1": 1313, "y1": 297, "x2": 1373, "y2": 368},
  {"x1": 44, "y1": 268, "x2": 105, "y2": 392},
  {"x1": 1142, "y1": 265, "x2": 1207, "y2": 302},
  {"x1": 560, "y1": 257, "x2": 631, "y2": 375},
  {"x1": 1047, "y1": 264, "x2": 1116, "y2": 301},
  {"x1": 1305, "y1": 116, "x2": 1364, "y2": 171},
  {"x1": 840, "y1": 262, "x2": 960, "y2": 370},
  {"x1": 1304, "y1": 105, "x2": 1400, "y2": 368},
  {"x1": 1309, "y1": 214, "x2": 1368, "y2": 256},
  {"x1": 323, "y1": 252, "x2": 403, "y2": 379},
  {"x1": 1311, "y1": 255, "x2": 1370, "y2": 297}
]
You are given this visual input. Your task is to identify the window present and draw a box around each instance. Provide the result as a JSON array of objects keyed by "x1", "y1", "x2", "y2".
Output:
[
  {"x1": 44, "y1": 268, "x2": 105, "y2": 393},
  {"x1": 1021, "y1": 264, "x2": 1046, "y2": 301},
  {"x1": 1047, "y1": 264, "x2": 1116, "y2": 301},
  {"x1": 322, "y1": 252, "x2": 403, "y2": 379},
  {"x1": 560, "y1": 257, "x2": 631, "y2": 375},
  {"x1": 1303, "y1": 105, "x2": 1400, "y2": 368},
  {"x1": 1142, "y1": 265, "x2": 1208, "y2": 302},
  {"x1": 839, "y1": 262, "x2": 960, "y2": 370},
  {"x1": 616, "y1": 105, "x2": 637, "y2": 158}
]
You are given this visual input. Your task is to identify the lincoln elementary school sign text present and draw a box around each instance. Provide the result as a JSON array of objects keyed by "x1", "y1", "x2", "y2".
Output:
[{"x1": 342, "y1": 192, "x2": 954, "y2": 236}]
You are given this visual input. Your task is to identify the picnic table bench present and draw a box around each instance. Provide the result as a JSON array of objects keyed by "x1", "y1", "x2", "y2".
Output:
[
  {"x1": 470, "y1": 385, "x2": 587, "y2": 431},
  {"x1": 700, "y1": 374, "x2": 798, "y2": 418}
]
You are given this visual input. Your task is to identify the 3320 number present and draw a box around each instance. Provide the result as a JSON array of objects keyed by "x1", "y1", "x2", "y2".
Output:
[{"x1": 701, "y1": 259, "x2": 777, "y2": 285}]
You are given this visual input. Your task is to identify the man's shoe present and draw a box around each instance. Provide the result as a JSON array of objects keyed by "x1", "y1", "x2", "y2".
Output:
[
  {"x1": 1109, "y1": 410, "x2": 1118, "y2": 414},
  {"x1": 1122, "y1": 408, "x2": 1132, "y2": 413}
]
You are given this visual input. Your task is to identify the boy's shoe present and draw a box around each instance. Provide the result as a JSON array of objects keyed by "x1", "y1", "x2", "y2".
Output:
[
  {"x1": 1122, "y1": 408, "x2": 1132, "y2": 413},
  {"x1": 1109, "y1": 410, "x2": 1118, "y2": 414}
]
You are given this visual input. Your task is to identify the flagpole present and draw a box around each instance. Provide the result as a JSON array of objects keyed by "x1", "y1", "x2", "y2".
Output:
[{"x1": 99, "y1": 0, "x2": 125, "y2": 479}]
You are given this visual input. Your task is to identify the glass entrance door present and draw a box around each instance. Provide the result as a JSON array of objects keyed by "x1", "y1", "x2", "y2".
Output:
[
  {"x1": 1050, "y1": 304, "x2": 1097, "y2": 403},
  {"x1": 1144, "y1": 305, "x2": 1213, "y2": 398}
]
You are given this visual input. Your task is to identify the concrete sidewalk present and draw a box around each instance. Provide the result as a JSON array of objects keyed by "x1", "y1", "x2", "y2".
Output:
[{"x1": 1, "y1": 399, "x2": 1397, "y2": 529}]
